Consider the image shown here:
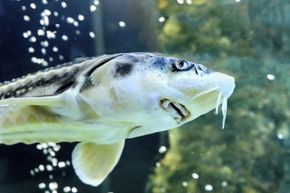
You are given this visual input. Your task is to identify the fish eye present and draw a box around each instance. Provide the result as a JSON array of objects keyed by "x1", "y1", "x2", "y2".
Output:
[{"x1": 174, "y1": 60, "x2": 191, "y2": 71}]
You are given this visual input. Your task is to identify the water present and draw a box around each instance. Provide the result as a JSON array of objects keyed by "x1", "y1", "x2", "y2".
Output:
[{"x1": 0, "y1": 0, "x2": 289, "y2": 193}]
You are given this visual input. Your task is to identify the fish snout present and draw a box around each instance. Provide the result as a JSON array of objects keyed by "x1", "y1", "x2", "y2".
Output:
[{"x1": 211, "y1": 72, "x2": 235, "y2": 99}]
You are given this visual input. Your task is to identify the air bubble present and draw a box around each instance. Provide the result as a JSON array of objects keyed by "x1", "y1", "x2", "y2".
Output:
[
  {"x1": 182, "y1": 181, "x2": 188, "y2": 187},
  {"x1": 52, "y1": 46, "x2": 59, "y2": 52},
  {"x1": 71, "y1": 187, "x2": 78, "y2": 193},
  {"x1": 186, "y1": 0, "x2": 192, "y2": 4},
  {"x1": 222, "y1": 181, "x2": 228, "y2": 187},
  {"x1": 177, "y1": 0, "x2": 184, "y2": 4},
  {"x1": 46, "y1": 164, "x2": 53, "y2": 171},
  {"x1": 63, "y1": 186, "x2": 71, "y2": 192},
  {"x1": 59, "y1": 55, "x2": 64, "y2": 60},
  {"x1": 41, "y1": 41, "x2": 49, "y2": 47},
  {"x1": 30, "y1": 3, "x2": 37, "y2": 9},
  {"x1": 192, "y1": 172, "x2": 199, "y2": 179},
  {"x1": 90, "y1": 5, "x2": 97, "y2": 12},
  {"x1": 49, "y1": 149, "x2": 56, "y2": 157},
  {"x1": 158, "y1": 146, "x2": 167, "y2": 153},
  {"x1": 23, "y1": 31, "x2": 32, "y2": 38},
  {"x1": 29, "y1": 36, "x2": 37, "y2": 43},
  {"x1": 89, "y1": 32, "x2": 95, "y2": 38},
  {"x1": 39, "y1": 164, "x2": 45, "y2": 171},
  {"x1": 37, "y1": 29, "x2": 45, "y2": 36},
  {"x1": 158, "y1": 17, "x2": 166, "y2": 23},
  {"x1": 277, "y1": 133, "x2": 284, "y2": 139},
  {"x1": 41, "y1": 48, "x2": 47, "y2": 55},
  {"x1": 53, "y1": 145, "x2": 61, "y2": 152},
  {"x1": 46, "y1": 31, "x2": 56, "y2": 39},
  {"x1": 41, "y1": 143, "x2": 48, "y2": 149},
  {"x1": 267, "y1": 74, "x2": 275, "y2": 80},
  {"x1": 30, "y1": 170, "x2": 35, "y2": 176},
  {"x1": 43, "y1": 16, "x2": 50, "y2": 26},
  {"x1": 78, "y1": 14, "x2": 85, "y2": 21},
  {"x1": 51, "y1": 158, "x2": 58, "y2": 166},
  {"x1": 94, "y1": 0, "x2": 99, "y2": 5},
  {"x1": 54, "y1": 11, "x2": 59, "y2": 17},
  {"x1": 28, "y1": 47, "x2": 35, "y2": 53},
  {"x1": 49, "y1": 182, "x2": 58, "y2": 190},
  {"x1": 66, "y1": 17, "x2": 74, "y2": 24},
  {"x1": 73, "y1": 21, "x2": 79, "y2": 27},
  {"x1": 23, "y1": 15, "x2": 30, "y2": 22},
  {"x1": 205, "y1": 184, "x2": 213, "y2": 191},
  {"x1": 61, "y1": 2, "x2": 67, "y2": 8},
  {"x1": 119, "y1": 21, "x2": 126, "y2": 27},
  {"x1": 38, "y1": 183, "x2": 46, "y2": 189},
  {"x1": 62, "y1": 35, "x2": 69, "y2": 41},
  {"x1": 43, "y1": 9, "x2": 51, "y2": 16},
  {"x1": 58, "y1": 161, "x2": 66, "y2": 168}
]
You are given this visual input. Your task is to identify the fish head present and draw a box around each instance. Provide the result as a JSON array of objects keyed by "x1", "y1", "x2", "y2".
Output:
[
  {"x1": 82, "y1": 53, "x2": 235, "y2": 137},
  {"x1": 157, "y1": 56, "x2": 236, "y2": 126}
]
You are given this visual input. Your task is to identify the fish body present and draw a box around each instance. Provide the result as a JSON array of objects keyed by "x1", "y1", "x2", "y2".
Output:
[{"x1": 0, "y1": 52, "x2": 235, "y2": 186}]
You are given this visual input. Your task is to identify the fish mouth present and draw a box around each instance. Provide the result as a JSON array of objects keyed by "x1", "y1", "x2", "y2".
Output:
[{"x1": 160, "y1": 99, "x2": 190, "y2": 122}]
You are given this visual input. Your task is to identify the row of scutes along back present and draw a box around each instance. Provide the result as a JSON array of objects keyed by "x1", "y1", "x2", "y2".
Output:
[{"x1": 0, "y1": 62, "x2": 86, "y2": 100}]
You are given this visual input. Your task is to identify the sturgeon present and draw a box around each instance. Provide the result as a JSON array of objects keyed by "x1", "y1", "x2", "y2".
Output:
[{"x1": 0, "y1": 52, "x2": 235, "y2": 186}]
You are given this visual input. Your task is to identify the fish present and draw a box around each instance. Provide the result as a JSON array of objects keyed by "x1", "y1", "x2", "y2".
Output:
[{"x1": 0, "y1": 52, "x2": 235, "y2": 186}]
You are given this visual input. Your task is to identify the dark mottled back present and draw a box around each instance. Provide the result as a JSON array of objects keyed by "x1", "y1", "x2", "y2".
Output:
[{"x1": 0, "y1": 57, "x2": 99, "y2": 100}]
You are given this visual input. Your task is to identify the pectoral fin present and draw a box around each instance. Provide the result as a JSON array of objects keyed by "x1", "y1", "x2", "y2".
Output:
[
  {"x1": 0, "y1": 95, "x2": 63, "y2": 107},
  {"x1": 72, "y1": 141, "x2": 125, "y2": 186}
]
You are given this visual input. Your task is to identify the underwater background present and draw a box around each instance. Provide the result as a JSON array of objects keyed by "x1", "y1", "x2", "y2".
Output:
[{"x1": 0, "y1": 0, "x2": 290, "y2": 193}]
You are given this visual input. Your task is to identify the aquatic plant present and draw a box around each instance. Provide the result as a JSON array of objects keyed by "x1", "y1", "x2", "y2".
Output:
[{"x1": 149, "y1": 0, "x2": 290, "y2": 193}]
